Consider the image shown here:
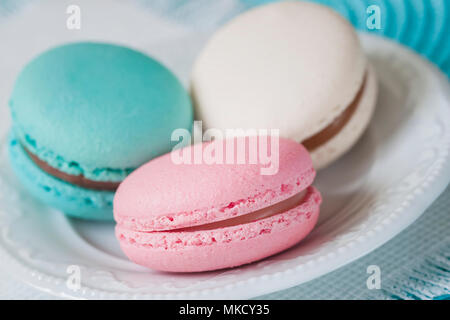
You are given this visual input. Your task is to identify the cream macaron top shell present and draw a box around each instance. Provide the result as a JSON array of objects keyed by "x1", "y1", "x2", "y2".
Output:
[{"x1": 191, "y1": 1, "x2": 369, "y2": 168}]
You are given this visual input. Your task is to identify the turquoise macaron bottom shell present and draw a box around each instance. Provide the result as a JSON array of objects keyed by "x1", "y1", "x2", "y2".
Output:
[{"x1": 8, "y1": 132, "x2": 114, "y2": 221}]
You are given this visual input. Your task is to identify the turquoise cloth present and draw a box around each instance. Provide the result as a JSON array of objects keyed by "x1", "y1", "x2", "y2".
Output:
[{"x1": 241, "y1": 0, "x2": 450, "y2": 78}]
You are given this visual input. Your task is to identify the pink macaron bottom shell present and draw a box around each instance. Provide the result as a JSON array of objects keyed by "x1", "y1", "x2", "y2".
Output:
[{"x1": 116, "y1": 186, "x2": 321, "y2": 272}]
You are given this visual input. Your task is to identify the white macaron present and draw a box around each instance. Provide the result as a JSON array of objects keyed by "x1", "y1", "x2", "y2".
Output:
[{"x1": 191, "y1": 1, "x2": 378, "y2": 169}]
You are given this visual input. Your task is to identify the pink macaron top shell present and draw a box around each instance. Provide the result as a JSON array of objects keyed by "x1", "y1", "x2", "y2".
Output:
[{"x1": 114, "y1": 137, "x2": 315, "y2": 232}]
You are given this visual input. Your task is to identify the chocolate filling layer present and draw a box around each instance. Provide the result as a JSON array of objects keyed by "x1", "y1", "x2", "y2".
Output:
[
  {"x1": 24, "y1": 147, "x2": 120, "y2": 191},
  {"x1": 302, "y1": 72, "x2": 367, "y2": 151},
  {"x1": 174, "y1": 189, "x2": 308, "y2": 232}
]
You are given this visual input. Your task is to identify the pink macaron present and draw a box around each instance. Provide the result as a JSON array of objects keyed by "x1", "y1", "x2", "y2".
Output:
[{"x1": 114, "y1": 137, "x2": 321, "y2": 272}]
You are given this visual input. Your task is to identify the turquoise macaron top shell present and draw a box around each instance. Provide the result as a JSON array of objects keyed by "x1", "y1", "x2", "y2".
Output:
[{"x1": 9, "y1": 42, "x2": 193, "y2": 182}]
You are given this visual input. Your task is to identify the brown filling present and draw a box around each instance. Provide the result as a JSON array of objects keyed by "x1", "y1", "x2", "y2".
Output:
[
  {"x1": 174, "y1": 189, "x2": 307, "y2": 232},
  {"x1": 24, "y1": 147, "x2": 120, "y2": 191},
  {"x1": 302, "y1": 72, "x2": 367, "y2": 151}
]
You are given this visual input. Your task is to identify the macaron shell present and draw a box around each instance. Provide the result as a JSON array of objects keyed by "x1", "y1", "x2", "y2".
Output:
[
  {"x1": 311, "y1": 64, "x2": 378, "y2": 169},
  {"x1": 8, "y1": 132, "x2": 114, "y2": 221},
  {"x1": 10, "y1": 42, "x2": 193, "y2": 179},
  {"x1": 116, "y1": 187, "x2": 321, "y2": 272},
  {"x1": 191, "y1": 1, "x2": 367, "y2": 143},
  {"x1": 114, "y1": 137, "x2": 315, "y2": 231}
]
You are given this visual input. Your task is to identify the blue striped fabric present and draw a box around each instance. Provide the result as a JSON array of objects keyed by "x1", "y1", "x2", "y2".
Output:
[
  {"x1": 369, "y1": 238, "x2": 450, "y2": 300},
  {"x1": 241, "y1": 0, "x2": 450, "y2": 77}
]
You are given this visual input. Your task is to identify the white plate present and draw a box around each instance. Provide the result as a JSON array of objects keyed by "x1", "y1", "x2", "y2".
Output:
[{"x1": 0, "y1": 3, "x2": 449, "y2": 300}]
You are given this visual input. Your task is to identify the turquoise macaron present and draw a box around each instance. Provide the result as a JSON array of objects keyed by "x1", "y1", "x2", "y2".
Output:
[{"x1": 8, "y1": 42, "x2": 193, "y2": 221}]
